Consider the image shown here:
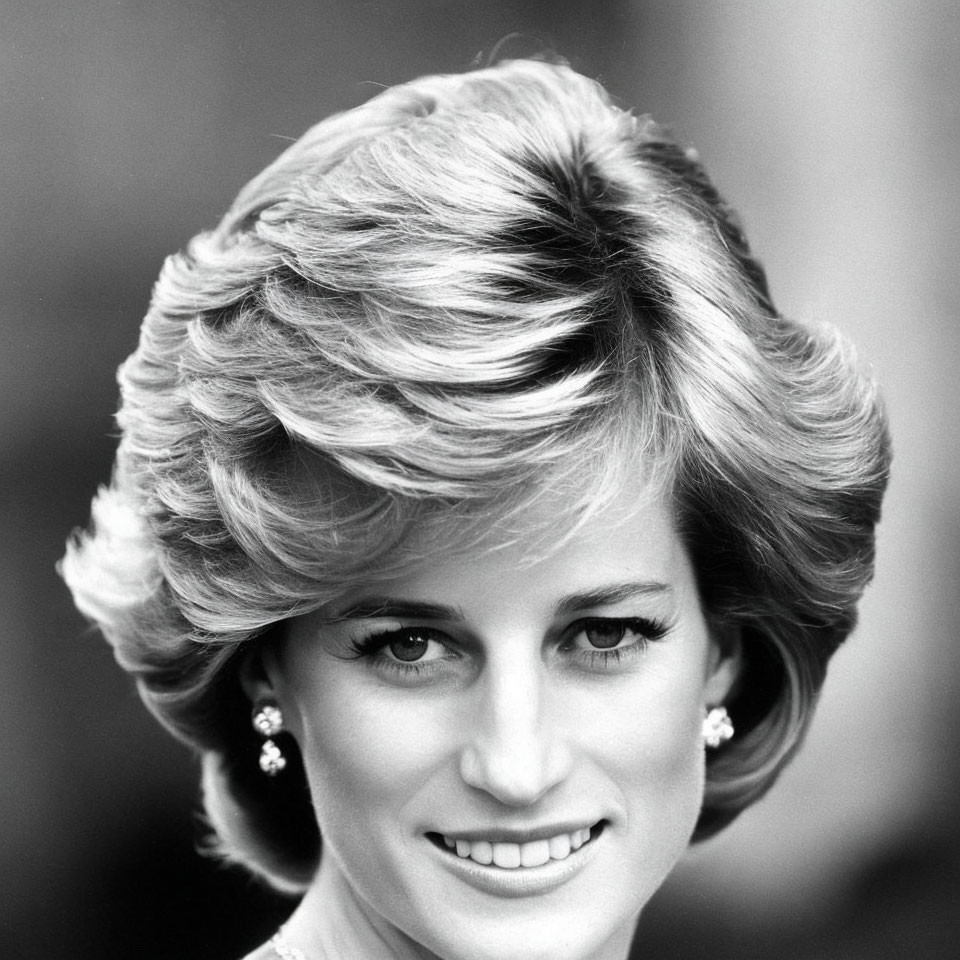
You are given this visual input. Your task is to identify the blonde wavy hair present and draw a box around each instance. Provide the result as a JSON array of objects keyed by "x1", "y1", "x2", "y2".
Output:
[{"x1": 61, "y1": 58, "x2": 890, "y2": 893}]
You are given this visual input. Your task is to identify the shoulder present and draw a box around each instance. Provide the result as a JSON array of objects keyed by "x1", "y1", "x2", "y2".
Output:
[{"x1": 239, "y1": 942, "x2": 275, "y2": 960}]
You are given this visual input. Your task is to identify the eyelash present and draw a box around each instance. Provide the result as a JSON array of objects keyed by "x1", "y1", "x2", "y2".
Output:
[
  {"x1": 346, "y1": 617, "x2": 670, "y2": 679},
  {"x1": 563, "y1": 617, "x2": 669, "y2": 669},
  {"x1": 347, "y1": 627, "x2": 455, "y2": 680}
]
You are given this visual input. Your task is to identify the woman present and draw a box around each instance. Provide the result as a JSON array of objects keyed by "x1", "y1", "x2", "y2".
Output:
[{"x1": 61, "y1": 58, "x2": 890, "y2": 960}]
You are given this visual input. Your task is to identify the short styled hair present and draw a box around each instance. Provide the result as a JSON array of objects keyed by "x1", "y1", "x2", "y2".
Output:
[{"x1": 61, "y1": 58, "x2": 890, "y2": 892}]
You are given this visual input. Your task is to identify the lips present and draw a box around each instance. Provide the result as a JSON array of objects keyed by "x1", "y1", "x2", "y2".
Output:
[{"x1": 429, "y1": 823, "x2": 603, "y2": 869}]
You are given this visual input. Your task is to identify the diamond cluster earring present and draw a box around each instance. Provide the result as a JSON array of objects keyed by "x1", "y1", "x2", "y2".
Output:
[
  {"x1": 252, "y1": 701, "x2": 287, "y2": 775},
  {"x1": 702, "y1": 706, "x2": 734, "y2": 749}
]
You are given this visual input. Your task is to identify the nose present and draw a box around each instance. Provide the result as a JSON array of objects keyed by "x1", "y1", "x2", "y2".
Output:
[{"x1": 458, "y1": 650, "x2": 573, "y2": 807}]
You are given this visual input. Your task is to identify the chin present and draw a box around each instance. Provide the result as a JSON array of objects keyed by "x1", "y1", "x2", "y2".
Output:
[
  {"x1": 393, "y1": 880, "x2": 641, "y2": 960},
  {"x1": 411, "y1": 917, "x2": 633, "y2": 960}
]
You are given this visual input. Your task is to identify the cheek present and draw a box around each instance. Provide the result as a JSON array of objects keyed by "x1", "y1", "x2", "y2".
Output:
[
  {"x1": 290, "y1": 666, "x2": 449, "y2": 831},
  {"x1": 584, "y1": 671, "x2": 706, "y2": 843},
  {"x1": 627, "y1": 706, "x2": 704, "y2": 820}
]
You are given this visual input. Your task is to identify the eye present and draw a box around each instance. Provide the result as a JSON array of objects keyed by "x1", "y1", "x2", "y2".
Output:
[
  {"x1": 569, "y1": 617, "x2": 665, "y2": 649},
  {"x1": 581, "y1": 620, "x2": 631, "y2": 649},
  {"x1": 560, "y1": 616, "x2": 669, "y2": 670},
  {"x1": 380, "y1": 628, "x2": 448, "y2": 663},
  {"x1": 346, "y1": 626, "x2": 459, "y2": 681}
]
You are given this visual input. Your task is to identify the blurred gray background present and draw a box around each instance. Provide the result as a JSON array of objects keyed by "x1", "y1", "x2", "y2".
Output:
[{"x1": 3, "y1": 1, "x2": 958, "y2": 958}]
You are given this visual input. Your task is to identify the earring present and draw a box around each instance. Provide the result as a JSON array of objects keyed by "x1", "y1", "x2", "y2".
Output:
[
  {"x1": 252, "y1": 701, "x2": 287, "y2": 776},
  {"x1": 702, "y1": 706, "x2": 734, "y2": 749}
]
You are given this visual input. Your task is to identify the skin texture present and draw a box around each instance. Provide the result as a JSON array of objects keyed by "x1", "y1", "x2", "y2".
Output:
[{"x1": 245, "y1": 479, "x2": 741, "y2": 960}]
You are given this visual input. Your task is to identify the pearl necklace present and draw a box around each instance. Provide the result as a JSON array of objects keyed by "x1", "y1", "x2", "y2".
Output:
[{"x1": 270, "y1": 930, "x2": 310, "y2": 960}]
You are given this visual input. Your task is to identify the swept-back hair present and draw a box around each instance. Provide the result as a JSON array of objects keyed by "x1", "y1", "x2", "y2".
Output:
[{"x1": 61, "y1": 58, "x2": 890, "y2": 892}]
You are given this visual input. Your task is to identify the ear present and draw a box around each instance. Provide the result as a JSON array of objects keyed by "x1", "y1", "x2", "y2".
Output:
[
  {"x1": 239, "y1": 637, "x2": 304, "y2": 743},
  {"x1": 704, "y1": 622, "x2": 744, "y2": 706},
  {"x1": 238, "y1": 641, "x2": 284, "y2": 707}
]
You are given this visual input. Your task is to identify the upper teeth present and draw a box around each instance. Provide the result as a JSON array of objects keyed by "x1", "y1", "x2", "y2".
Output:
[{"x1": 442, "y1": 827, "x2": 592, "y2": 869}]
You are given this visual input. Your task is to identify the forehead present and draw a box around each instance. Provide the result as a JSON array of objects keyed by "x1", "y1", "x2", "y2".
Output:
[{"x1": 343, "y1": 472, "x2": 688, "y2": 604}]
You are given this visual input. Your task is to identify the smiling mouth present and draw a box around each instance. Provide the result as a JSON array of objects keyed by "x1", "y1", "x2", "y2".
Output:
[{"x1": 427, "y1": 822, "x2": 607, "y2": 869}]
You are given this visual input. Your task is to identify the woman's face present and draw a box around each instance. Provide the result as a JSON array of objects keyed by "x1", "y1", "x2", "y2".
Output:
[{"x1": 262, "y1": 480, "x2": 739, "y2": 960}]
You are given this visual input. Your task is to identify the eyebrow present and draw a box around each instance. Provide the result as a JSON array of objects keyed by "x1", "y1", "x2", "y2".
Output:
[
  {"x1": 331, "y1": 598, "x2": 464, "y2": 622},
  {"x1": 330, "y1": 581, "x2": 671, "y2": 623},
  {"x1": 554, "y1": 581, "x2": 672, "y2": 615}
]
